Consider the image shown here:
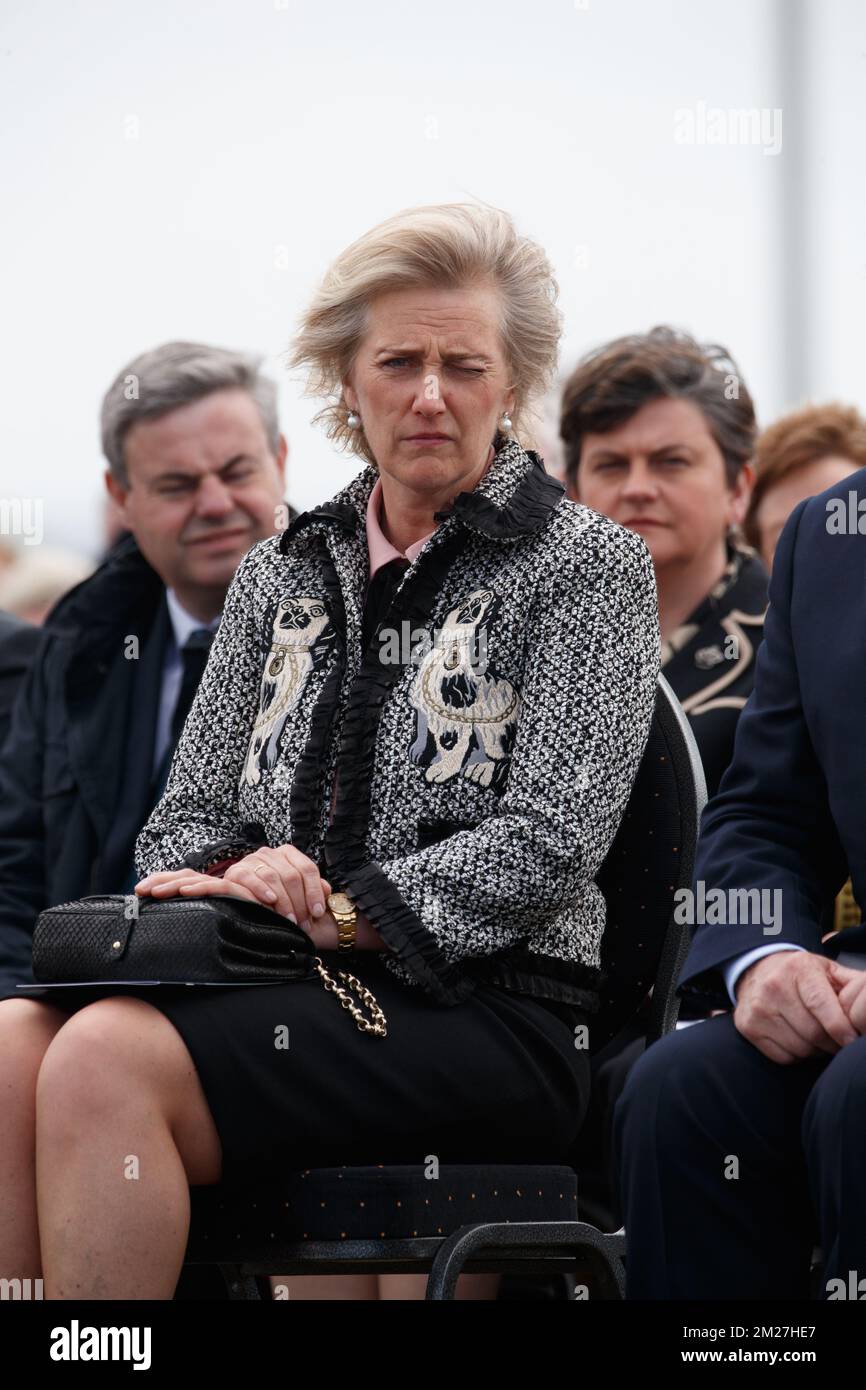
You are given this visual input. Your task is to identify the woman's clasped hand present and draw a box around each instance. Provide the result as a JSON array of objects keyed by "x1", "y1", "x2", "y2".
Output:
[{"x1": 135, "y1": 843, "x2": 339, "y2": 949}]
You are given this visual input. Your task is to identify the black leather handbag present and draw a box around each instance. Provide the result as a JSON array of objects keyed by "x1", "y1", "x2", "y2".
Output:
[{"x1": 29, "y1": 893, "x2": 387, "y2": 1036}]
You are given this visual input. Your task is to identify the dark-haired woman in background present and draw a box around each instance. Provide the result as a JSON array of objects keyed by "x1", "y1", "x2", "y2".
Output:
[
  {"x1": 561, "y1": 326, "x2": 768, "y2": 802},
  {"x1": 559, "y1": 326, "x2": 768, "y2": 1229}
]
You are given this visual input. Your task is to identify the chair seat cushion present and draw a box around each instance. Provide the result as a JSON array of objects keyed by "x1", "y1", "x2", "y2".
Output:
[{"x1": 187, "y1": 1163, "x2": 578, "y2": 1254}]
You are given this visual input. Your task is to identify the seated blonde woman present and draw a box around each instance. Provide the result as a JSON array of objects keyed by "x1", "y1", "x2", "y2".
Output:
[{"x1": 0, "y1": 202, "x2": 659, "y2": 1300}]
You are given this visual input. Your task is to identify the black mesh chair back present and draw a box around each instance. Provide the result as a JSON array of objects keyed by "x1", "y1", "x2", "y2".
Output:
[{"x1": 593, "y1": 673, "x2": 707, "y2": 1050}]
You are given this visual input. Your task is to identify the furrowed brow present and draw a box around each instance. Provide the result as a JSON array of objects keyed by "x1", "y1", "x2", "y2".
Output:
[
  {"x1": 152, "y1": 455, "x2": 251, "y2": 484},
  {"x1": 647, "y1": 442, "x2": 695, "y2": 458},
  {"x1": 374, "y1": 345, "x2": 490, "y2": 362},
  {"x1": 587, "y1": 447, "x2": 627, "y2": 461}
]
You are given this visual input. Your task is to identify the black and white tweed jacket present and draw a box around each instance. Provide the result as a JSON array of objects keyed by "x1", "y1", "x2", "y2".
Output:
[{"x1": 135, "y1": 438, "x2": 660, "y2": 1009}]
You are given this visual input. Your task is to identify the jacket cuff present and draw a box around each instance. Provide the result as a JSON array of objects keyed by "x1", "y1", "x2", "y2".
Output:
[
  {"x1": 203, "y1": 855, "x2": 245, "y2": 878},
  {"x1": 182, "y1": 822, "x2": 268, "y2": 875},
  {"x1": 340, "y1": 860, "x2": 476, "y2": 1006}
]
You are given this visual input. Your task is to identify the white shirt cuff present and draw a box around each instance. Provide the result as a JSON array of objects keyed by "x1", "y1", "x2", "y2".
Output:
[{"x1": 723, "y1": 943, "x2": 807, "y2": 1005}]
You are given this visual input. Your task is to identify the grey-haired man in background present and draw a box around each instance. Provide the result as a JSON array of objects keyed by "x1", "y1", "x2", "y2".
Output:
[{"x1": 0, "y1": 342, "x2": 291, "y2": 1002}]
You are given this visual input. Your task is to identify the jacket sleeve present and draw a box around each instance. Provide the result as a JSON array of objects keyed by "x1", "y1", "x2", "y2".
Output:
[
  {"x1": 344, "y1": 521, "x2": 660, "y2": 1003},
  {"x1": 0, "y1": 616, "x2": 41, "y2": 752},
  {"x1": 133, "y1": 543, "x2": 269, "y2": 879},
  {"x1": 0, "y1": 635, "x2": 51, "y2": 998},
  {"x1": 678, "y1": 498, "x2": 848, "y2": 1011}
]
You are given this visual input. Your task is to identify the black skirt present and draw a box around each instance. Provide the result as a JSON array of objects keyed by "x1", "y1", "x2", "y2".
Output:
[{"x1": 122, "y1": 950, "x2": 591, "y2": 1189}]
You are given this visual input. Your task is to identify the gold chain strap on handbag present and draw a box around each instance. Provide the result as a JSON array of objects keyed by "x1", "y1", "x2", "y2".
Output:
[{"x1": 312, "y1": 957, "x2": 388, "y2": 1037}]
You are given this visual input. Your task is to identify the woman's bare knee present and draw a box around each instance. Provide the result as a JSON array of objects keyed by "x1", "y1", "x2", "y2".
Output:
[
  {"x1": 0, "y1": 1000, "x2": 69, "y2": 1280},
  {"x1": 0, "y1": 995, "x2": 72, "y2": 1033},
  {"x1": 35, "y1": 996, "x2": 223, "y2": 1186},
  {"x1": 0, "y1": 997, "x2": 71, "y2": 1081},
  {"x1": 0, "y1": 999, "x2": 71, "y2": 1165}
]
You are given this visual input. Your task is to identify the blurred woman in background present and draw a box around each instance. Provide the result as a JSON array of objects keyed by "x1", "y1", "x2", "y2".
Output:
[
  {"x1": 744, "y1": 400, "x2": 866, "y2": 936},
  {"x1": 744, "y1": 401, "x2": 866, "y2": 572}
]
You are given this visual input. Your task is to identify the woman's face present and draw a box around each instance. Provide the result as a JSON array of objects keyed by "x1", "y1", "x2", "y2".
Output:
[
  {"x1": 572, "y1": 396, "x2": 752, "y2": 572},
  {"x1": 343, "y1": 281, "x2": 515, "y2": 504},
  {"x1": 754, "y1": 455, "x2": 861, "y2": 572}
]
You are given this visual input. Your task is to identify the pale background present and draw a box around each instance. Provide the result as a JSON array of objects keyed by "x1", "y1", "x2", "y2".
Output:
[{"x1": 1, "y1": 0, "x2": 864, "y2": 557}]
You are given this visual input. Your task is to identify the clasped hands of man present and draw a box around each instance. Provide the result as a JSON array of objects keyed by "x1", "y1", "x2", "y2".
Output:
[
  {"x1": 732, "y1": 949, "x2": 866, "y2": 1065},
  {"x1": 135, "y1": 845, "x2": 386, "y2": 952}
]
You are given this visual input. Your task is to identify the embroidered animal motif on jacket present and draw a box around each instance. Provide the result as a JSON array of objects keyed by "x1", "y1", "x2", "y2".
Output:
[
  {"x1": 242, "y1": 595, "x2": 333, "y2": 786},
  {"x1": 407, "y1": 588, "x2": 520, "y2": 790}
]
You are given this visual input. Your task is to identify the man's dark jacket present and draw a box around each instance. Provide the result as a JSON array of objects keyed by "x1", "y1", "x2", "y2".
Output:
[
  {"x1": 0, "y1": 535, "x2": 172, "y2": 998},
  {"x1": 0, "y1": 610, "x2": 42, "y2": 751},
  {"x1": 679, "y1": 467, "x2": 866, "y2": 1010}
]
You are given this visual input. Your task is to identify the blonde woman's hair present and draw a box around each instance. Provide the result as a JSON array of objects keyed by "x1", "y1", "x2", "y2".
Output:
[{"x1": 285, "y1": 202, "x2": 562, "y2": 467}]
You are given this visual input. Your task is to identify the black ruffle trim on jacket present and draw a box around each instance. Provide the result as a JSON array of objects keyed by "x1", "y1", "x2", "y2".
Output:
[
  {"x1": 288, "y1": 533, "x2": 349, "y2": 860},
  {"x1": 323, "y1": 524, "x2": 471, "y2": 871},
  {"x1": 320, "y1": 524, "x2": 474, "y2": 1004},
  {"x1": 346, "y1": 860, "x2": 477, "y2": 1006},
  {"x1": 288, "y1": 663, "x2": 343, "y2": 861},
  {"x1": 182, "y1": 822, "x2": 269, "y2": 874},
  {"x1": 433, "y1": 453, "x2": 564, "y2": 538},
  {"x1": 278, "y1": 501, "x2": 360, "y2": 551},
  {"x1": 461, "y1": 948, "x2": 604, "y2": 1012}
]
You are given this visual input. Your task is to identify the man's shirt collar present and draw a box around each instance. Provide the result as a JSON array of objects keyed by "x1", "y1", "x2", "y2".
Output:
[{"x1": 164, "y1": 586, "x2": 221, "y2": 651}]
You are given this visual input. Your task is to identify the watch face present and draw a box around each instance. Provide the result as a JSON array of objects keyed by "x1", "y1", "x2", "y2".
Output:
[{"x1": 328, "y1": 892, "x2": 354, "y2": 914}]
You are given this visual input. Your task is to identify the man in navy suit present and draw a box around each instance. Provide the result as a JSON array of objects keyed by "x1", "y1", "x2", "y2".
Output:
[{"x1": 614, "y1": 467, "x2": 866, "y2": 1299}]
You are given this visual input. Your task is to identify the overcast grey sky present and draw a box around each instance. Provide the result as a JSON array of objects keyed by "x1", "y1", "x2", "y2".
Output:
[{"x1": 1, "y1": 0, "x2": 863, "y2": 555}]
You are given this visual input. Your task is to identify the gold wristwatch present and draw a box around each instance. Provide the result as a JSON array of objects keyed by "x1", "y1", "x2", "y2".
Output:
[{"x1": 327, "y1": 892, "x2": 358, "y2": 950}]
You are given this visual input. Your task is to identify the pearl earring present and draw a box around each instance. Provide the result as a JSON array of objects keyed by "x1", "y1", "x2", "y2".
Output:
[
  {"x1": 347, "y1": 410, "x2": 361, "y2": 429},
  {"x1": 500, "y1": 412, "x2": 512, "y2": 431}
]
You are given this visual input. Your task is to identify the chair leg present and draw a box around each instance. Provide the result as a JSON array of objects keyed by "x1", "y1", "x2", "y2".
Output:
[
  {"x1": 217, "y1": 1263, "x2": 263, "y2": 1300},
  {"x1": 426, "y1": 1222, "x2": 626, "y2": 1301}
]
